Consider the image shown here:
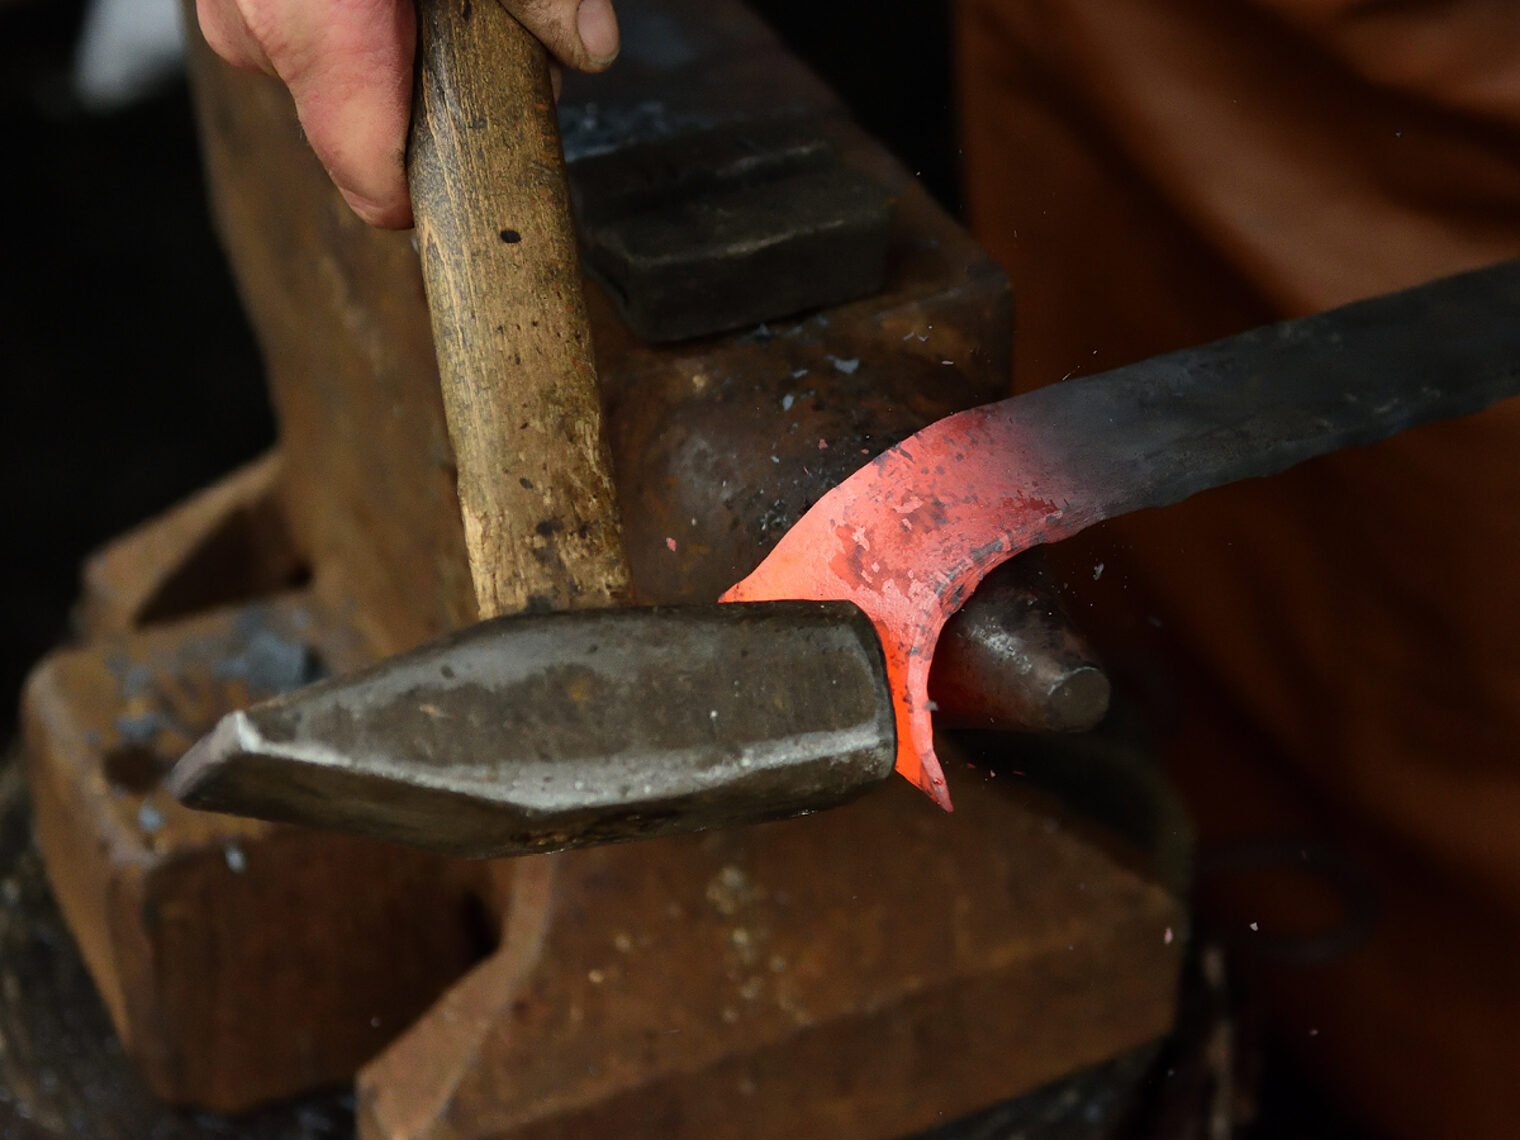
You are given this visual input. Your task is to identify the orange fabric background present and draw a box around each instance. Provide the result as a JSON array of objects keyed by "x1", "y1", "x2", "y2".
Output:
[{"x1": 956, "y1": 2, "x2": 1520, "y2": 1136}]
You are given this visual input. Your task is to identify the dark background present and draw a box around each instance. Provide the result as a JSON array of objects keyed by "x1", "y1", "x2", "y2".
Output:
[{"x1": 0, "y1": 0, "x2": 960, "y2": 746}]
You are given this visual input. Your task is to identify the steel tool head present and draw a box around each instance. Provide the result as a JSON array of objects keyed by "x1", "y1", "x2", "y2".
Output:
[{"x1": 168, "y1": 601, "x2": 895, "y2": 857}]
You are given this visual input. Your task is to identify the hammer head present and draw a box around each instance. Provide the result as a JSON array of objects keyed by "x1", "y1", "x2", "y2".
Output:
[{"x1": 168, "y1": 602, "x2": 894, "y2": 858}]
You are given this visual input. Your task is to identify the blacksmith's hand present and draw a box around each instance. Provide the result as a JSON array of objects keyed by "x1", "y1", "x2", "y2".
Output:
[{"x1": 194, "y1": 0, "x2": 620, "y2": 228}]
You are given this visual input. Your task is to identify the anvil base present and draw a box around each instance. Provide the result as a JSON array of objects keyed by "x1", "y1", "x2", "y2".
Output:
[{"x1": 22, "y1": 458, "x2": 1186, "y2": 1133}]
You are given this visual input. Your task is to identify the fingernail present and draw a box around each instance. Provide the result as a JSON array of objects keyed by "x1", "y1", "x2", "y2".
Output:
[{"x1": 577, "y1": 0, "x2": 620, "y2": 66}]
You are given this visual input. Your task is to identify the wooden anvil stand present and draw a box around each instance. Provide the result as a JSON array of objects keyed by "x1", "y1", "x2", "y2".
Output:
[{"x1": 20, "y1": 1, "x2": 1184, "y2": 1135}]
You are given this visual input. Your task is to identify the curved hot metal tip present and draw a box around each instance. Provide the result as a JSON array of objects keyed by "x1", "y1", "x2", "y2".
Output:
[
  {"x1": 723, "y1": 404, "x2": 1079, "y2": 813},
  {"x1": 725, "y1": 259, "x2": 1520, "y2": 809}
]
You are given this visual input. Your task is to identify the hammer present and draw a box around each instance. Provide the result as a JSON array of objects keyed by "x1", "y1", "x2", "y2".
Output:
[{"x1": 167, "y1": 0, "x2": 899, "y2": 855}]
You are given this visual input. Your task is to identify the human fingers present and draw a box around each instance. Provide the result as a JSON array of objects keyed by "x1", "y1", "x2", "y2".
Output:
[
  {"x1": 195, "y1": 0, "x2": 273, "y2": 73},
  {"x1": 196, "y1": 0, "x2": 417, "y2": 228},
  {"x1": 502, "y1": 0, "x2": 621, "y2": 73},
  {"x1": 193, "y1": 0, "x2": 619, "y2": 229}
]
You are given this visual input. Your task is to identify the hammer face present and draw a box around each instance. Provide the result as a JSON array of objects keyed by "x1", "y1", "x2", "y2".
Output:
[{"x1": 167, "y1": 602, "x2": 895, "y2": 858}]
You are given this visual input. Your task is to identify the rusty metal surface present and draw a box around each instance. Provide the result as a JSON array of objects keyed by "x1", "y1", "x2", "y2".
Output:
[
  {"x1": 0, "y1": 751, "x2": 358, "y2": 1140},
  {"x1": 22, "y1": 590, "x2": 492, "y2": 1112},
  {"x1": 180, "y1": 0, "x2": 1007, "y2": 649},
  {"x1": 182, "y1": 0, "x2": 474, "y2": 659},
  {"x1": 77, "y1": 451, "x2": 303, "y2": 639},
  {"x1": 0, "y1": 740, "x2": 1220, "y2": 1140},
  {"x1": 357, "y1": 752, "x2": 1184, "y2": 1140},
  {"x1": 170, "y1": 602, "x2": 895, "y2": 857},
  {"x1": 21, "y1": 448, "x2": 1172, "y2": 1129}
]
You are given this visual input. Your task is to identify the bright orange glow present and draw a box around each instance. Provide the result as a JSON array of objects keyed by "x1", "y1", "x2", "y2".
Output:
[{"x1": 723, "y1": 403, "x2": 1072, "y2": 810}]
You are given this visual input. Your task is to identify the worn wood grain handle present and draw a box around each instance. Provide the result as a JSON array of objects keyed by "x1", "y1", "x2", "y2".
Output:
[{"x1": 408, "y1": 0, "x2": 630, "y2": 620}]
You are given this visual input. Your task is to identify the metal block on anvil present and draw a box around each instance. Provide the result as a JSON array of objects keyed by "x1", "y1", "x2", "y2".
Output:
[{"x1": 567, "y1": 117, "x2": 892, "y2": 342}]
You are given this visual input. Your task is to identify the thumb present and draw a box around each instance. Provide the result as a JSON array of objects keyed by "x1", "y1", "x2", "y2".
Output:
[{"x1": 504, "y1": 0, "x2": 621, "y2": 72}]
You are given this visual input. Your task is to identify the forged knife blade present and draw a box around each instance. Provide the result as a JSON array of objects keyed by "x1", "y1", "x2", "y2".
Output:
[{"x1": 727, "y1": 257, "x2": 1520, "y2": 808}]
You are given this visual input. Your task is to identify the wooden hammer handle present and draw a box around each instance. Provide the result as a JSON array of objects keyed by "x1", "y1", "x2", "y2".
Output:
[{"x1": 408, "y1": 0, "x2": 630, "y2": 620}]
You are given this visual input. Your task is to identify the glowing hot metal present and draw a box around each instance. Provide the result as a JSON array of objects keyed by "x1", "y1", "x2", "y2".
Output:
[{"x1": 725, "y1": 258, "x2": 1520, "y2": 808}]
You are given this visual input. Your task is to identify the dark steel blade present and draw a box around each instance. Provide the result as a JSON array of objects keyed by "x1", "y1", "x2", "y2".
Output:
[{"x1": 1020, "y1": 257, "x2": 1520, "y2": 524}]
